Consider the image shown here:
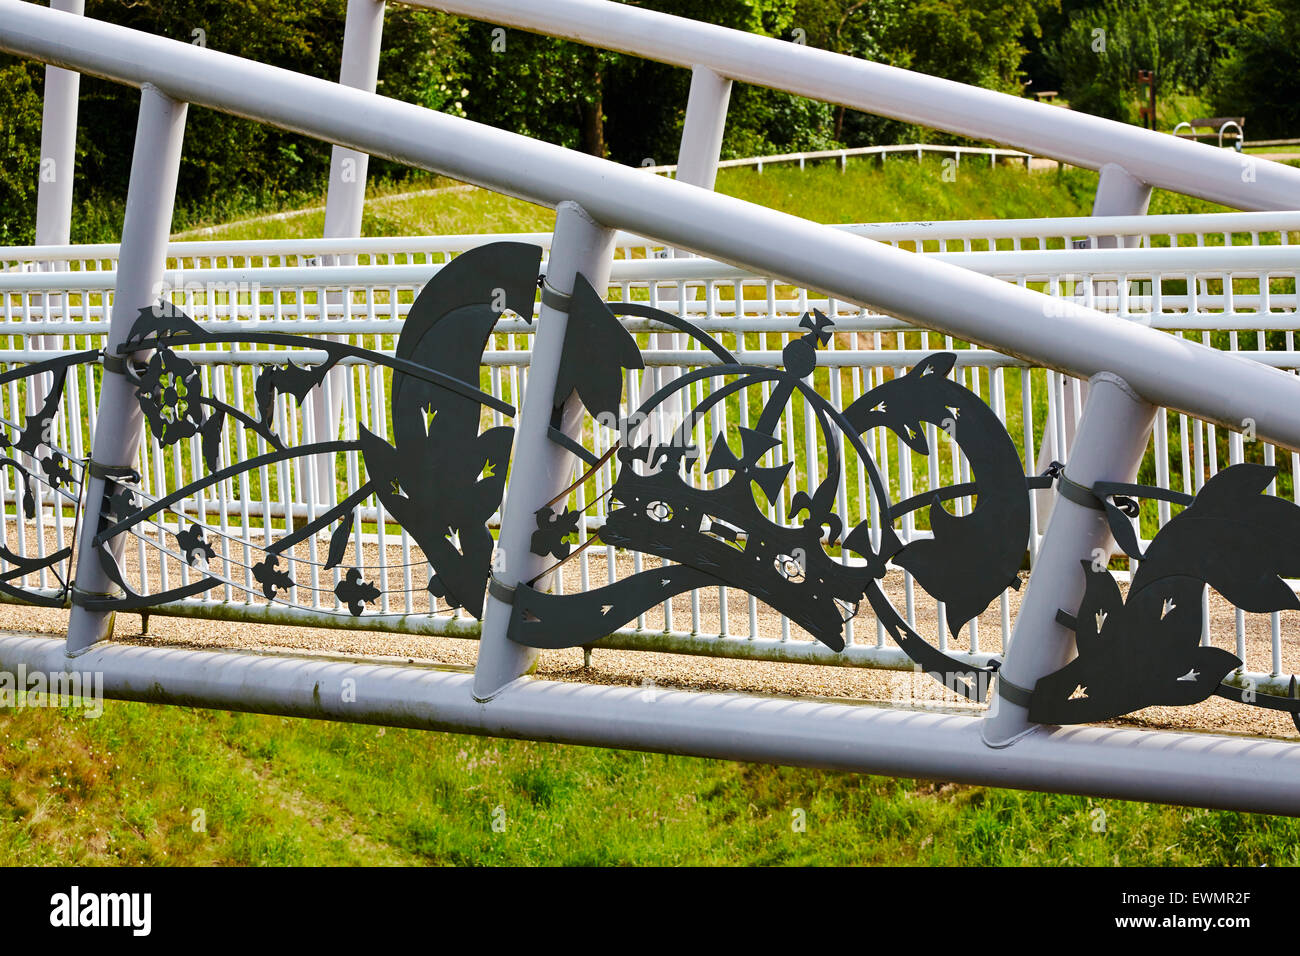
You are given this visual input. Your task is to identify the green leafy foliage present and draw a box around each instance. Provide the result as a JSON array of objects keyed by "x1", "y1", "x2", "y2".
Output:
[
  {"x1": 0, "y1": 57, "x2": 45, "y2": 245},
  {"x1": 1210, "y1": 0, "x2": 1300, "y2": 139},
  {"x1": 1043, "y1": 0, "x2": 1270, "y2": 125},
  {"x1": 2, "y1": 0, "x2": 464, "y2": 243},
  {"x1": 2, "y1": 0, "x2": 1295, "y2": 245}
]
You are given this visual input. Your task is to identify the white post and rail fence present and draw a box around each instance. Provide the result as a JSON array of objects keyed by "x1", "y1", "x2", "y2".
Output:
[{"x1": 1, "y1": 0, "x2": 1299, "y2": 814}]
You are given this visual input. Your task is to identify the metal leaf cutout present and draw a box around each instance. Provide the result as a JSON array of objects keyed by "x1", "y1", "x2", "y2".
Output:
[
  {"x1": 324, "y1": 512, "x2": 355, "y2": 571},
  {"x1": 1031, "y1": 463, "x2": 1300, "y2": 724},
  {"x1": 1031, "y1": 566, "x2": 1240, "y2": 723},
  {"x1": 254, "y1": 354, "x2": 342, "y2": 423},
  {"x1": 843, "y1": 351, "x2": 1030, "y2": 639},
  {"x1": 1133, "y1": 464, "x2": 1300, "y2": 612},
  {"x1": 553, "y1": 273, "x2": 644, "y2": 418},
  {"x1": 359, "y1": 241, "x2": 540, "y2": 618},
  {"x1": 124, "y1": 301, "x2": 205, "y2": 346}
]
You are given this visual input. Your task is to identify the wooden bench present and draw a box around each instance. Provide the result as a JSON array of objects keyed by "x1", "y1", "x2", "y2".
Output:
[{"x1": 1173, "y1": 116, "x2": 1245, "y2": 147}]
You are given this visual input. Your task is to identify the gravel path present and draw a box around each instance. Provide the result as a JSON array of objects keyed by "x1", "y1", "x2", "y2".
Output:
[{"x1": 4, "y1": 517, "x2": 1296, "y2": 740}]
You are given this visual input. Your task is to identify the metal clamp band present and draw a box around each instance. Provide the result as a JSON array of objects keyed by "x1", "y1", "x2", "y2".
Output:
[
  {"x1": 996, "y1": 671, "x2": 1035, "y2": 708},
  {"x1": 88, "y1": 461, "x2": 141, "y2": 483},
  {"x1": 101, "y1": 353, "x2": 128, "y2": 375},
  {"x1": 70, "y1": 584, "x2": 125, "y2": 607},
  {"x1": 488, "y1": 575, "x2": 516, "y2": 605},
  {"x1": 1056, "y1": 471, "x2": 1105, "y2": 510},
  {"x1": 539, "y1": 278, "x2": 572, "y2": 313}
]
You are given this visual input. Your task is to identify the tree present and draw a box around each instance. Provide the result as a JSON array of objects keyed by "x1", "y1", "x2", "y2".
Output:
[
  {"x1": 790, "y1": 0, "x2": 1052, "y2": 146},
  {"x1": 0, "y1": 0, "x2": 467, "y2": 242},
  {"x1": 458, "y1": 1, "x2": 775, "y2": 161},
  {"x1": 459, "y1": 22, "x2": 618, "y2": 156},
  {"x1": 0, "y1": 57, "x2": 45, "y2": 245},
  {"x1": 1211, "y1": 0, "x2": 1300, "y2": 139},
  {"x1": 1043, "y1": 0, "x2": 1264, "y2": 125}
]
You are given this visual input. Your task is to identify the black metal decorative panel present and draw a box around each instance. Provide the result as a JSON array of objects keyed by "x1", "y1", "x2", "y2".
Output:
[
  {"x1": 506, "y1": 271, "x2": 1044, "y2": 703},
  {"x1": 78, "y1": 242, "x2": 540, "y2": 620},
  {"x1": 7, "y1": 238, "x2": 1294, "y2": 730},
  {"x1": 0, "y1": 351, "x2": 97, "y2": 607},
  {"x1": 1030, "y1": 463, "x2": 1300, "y2": 728}
]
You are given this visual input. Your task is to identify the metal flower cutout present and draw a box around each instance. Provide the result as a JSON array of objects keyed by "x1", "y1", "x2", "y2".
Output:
[
  {"x1": 335, "y1": 568, "x2": 381, "y2": 616},
  {"x1": 136, "y1": 347, "x2": 205, "y2": 447},
  {"x1": 532, "y1": 506, "x2": 582, "y2": 560},
  {"x1": 175, "y1": 523, "x2": 216, "y2": 567}
]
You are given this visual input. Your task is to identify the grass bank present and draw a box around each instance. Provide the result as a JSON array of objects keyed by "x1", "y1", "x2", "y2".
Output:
[{"x1": 3, "y1": 700, "x2": 1297, "y2": 865}]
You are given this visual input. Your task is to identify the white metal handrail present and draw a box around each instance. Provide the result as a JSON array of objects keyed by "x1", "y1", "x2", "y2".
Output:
[
  {"x1": 3, "y1": 240, "x2": 1296, "y2": 288},
  {"x1": 4, "y1": 242, "x2": 1294, "y2": 339},
  {"x1": 3, "y1": 210, "x2": 1297, "y2": 272},
  {"x1": 413, "y1": 0, "x2": 1300, "y2": 211}
]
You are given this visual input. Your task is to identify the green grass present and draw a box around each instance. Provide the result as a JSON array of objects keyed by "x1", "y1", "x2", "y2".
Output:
[
  {"x1": 8, "y1": 158, "x2": 1296, "y2": 866},
  {"x1": 715, "y1": 157, "x2": 1108, "y2": 223},
  {"x1": 3, "y1": 700, "x2": 1298, "y2": 865},
  {"x1": 174, "y1": 156, "x2": 1122, "y2": 242}
]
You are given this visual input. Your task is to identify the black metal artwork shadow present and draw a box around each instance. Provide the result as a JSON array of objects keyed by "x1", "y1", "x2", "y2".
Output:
[
  {"x1": 80, "y1": 242, "x2": 540, "y2": 619},
  {"x1": 507, "y1": 272, "x2": 1041, "y2": 702},
  {"x1": 1030, "y1": 463, "x2": 1300, "y2": 727}
]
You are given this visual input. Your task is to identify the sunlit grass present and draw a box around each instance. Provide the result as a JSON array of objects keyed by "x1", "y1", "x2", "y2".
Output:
[{"x1": 3, "y1": 701, "x2": 1298, "y2": 866}]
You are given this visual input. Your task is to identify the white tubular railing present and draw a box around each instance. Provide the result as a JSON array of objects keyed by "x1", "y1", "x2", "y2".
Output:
[
  {"x1": 412, "y1": 0, "x2": 1300, "y2": 212},
  {"x1": 3, "y1": 0, "x2": 1300, "y2": 453},
  {"x1": 639, "y1": 143, "x2": 1037, "y2": 175},
  {"x1": 1, "y1": 239, "x2": 1296, "y2": 686},
  {"x1": 5, "y1": 1, "x2": 1300, "y2": 810},
  {"x1": 3, "y1": 212, "x2": 1297, "y2": 274},
  {"x1": 5, "y1": 238, "x2": 1296, "y2": 330}
]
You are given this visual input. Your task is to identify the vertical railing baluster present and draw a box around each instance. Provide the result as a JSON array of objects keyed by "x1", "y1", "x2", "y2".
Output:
[
  {"x1": 473, "y1": 202, "x2": 618, "y2": 699},
  {"x1": 67, "y1": 85, "x2": 187, "y2": 653}
]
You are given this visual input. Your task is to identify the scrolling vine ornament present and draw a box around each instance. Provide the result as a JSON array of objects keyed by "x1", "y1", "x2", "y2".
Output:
[
  {"x1": 0, "y1": 351, "x2": 96, "y2": 607},
  {"x1": 507, "y1": 271, "x2": 1041, "y2": 704},
  {"x1": 2, "y1": 239, "x2": 1296, "y2": 730},
  {"x1": 81, "y1": 242, "x2": 538, "y2": 618}
]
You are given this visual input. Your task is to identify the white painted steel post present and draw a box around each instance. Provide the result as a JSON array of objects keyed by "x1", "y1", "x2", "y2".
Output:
[
  {"x1": 66, "y1": 86, "x2": 187, "y2": 654},
  {"x1": 675, "y1": 66, "x2": 731, "y2": 190},
  {"x1": 649, "y1": 66, "x2": 730, "y2": 433},
  {"x1": 28, "y1": 0, "x2": 85, "y2": 439},
  {"x1": 309, "y1": 0, "x2": 386, "y2": 509},
  {"x1": 1090, "y1": 162, "x2": 1153, "y2": 238},
  {"x1": 473, "y1": 202, "x2": 617, "y2": 699},
  {"x1": 33, "y1": 0, "x2": 83, "y2": 252},
  {"x1": 1035, "y1": 164, "x2": 1153, "y2": 527},
  {"x1": 984, "y1": 373, "x2": 1156, "y2": 745}
]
